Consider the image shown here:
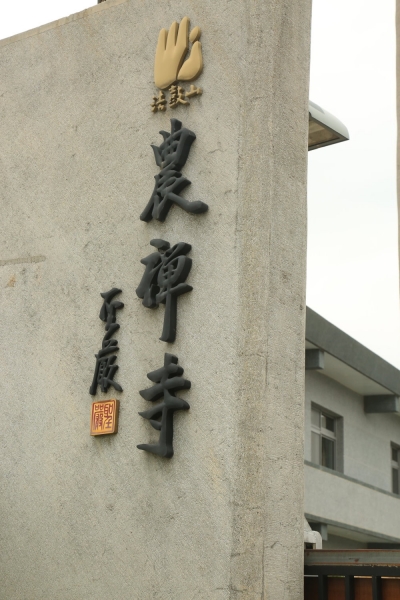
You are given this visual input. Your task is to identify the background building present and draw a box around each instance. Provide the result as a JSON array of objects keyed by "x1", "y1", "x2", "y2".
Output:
[{"x1": 305, "y1": 307, "x2": 400, "y2": 549}]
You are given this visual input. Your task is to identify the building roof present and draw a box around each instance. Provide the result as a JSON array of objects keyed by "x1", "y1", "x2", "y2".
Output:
[{"x1": 306, "y1": 307, "x2": 400, "y2": 397}]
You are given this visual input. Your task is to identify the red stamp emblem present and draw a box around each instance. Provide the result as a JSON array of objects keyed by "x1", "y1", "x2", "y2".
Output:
[{"x1": 90, "y1": 399, "x2": 119, "y2": 436}]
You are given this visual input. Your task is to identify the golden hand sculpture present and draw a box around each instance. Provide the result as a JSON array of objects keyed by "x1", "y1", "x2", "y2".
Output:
[{"x1": 154, "y1": 17, "x2": 203, "y2": 90}]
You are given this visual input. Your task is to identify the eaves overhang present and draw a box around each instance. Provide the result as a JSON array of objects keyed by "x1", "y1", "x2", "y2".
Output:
[
  {"x1": 308, "y1": 101, "x2": 349, "y2": 151},
  {"x1": 305, "y1": 307, "x2": 400, "y2": 397}
]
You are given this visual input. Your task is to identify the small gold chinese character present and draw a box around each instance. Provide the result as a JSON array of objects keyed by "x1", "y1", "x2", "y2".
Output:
[
  {"x1": 169, "y1": 85, "x2": 190, "y2": 109},
  {"x1": 151, "y1": 91, "x2": 167, "y2": 113},
  {"x1": 185, "y1": 84, "x2": 202, "y2": 98}
]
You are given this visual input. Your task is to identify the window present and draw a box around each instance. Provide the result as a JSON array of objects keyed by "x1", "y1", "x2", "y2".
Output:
[
  {"x1": 311, "y1": 406, "x2": 337, "y2": 470},
  {"x1": 392, "y1": 444, "x2": 400, "y2": 495}
]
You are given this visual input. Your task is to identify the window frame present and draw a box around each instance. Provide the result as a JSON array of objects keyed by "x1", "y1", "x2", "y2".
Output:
[
  {"x1": 311, "y1": 404, "x2": 341, "y2": 472},
  {"x1": 391, "y1": 443, "x2": 400, "y2": 495}
]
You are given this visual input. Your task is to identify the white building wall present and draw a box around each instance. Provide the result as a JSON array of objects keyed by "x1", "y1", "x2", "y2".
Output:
[
  {"x1": 305, "y1": 464, "x2": 400, "y2": 541},
  {"x1": 305, "y1": 370, "x2": 400, "y2": 493}
]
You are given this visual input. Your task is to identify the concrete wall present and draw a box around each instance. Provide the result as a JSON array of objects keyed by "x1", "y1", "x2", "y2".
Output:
[
  {"x1": 305, "y1": 464, "x2": 400, "y2": 541},
  {"x1": 305, "y1": 370, "x2": 400, "y2": 492},
  {"x1": 322, "y1": 535, "x2": 368, "y2": 550},
  {"x1": 0, "y1": 1, "x2": 311, "y2": 598}
]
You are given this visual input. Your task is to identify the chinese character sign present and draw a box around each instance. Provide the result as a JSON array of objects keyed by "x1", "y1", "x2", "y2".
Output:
[
  {"x1": 140, "y1": 119, "x2": 208, "y2": 222},
  {"x1": 90, "y1": 399, "x2": 119, "y2": 436},
  {"x1": 90, "y1": 288, "x2": 124, "y2": 395},
  {"x1": 137, "y1": 353, "x2": 190, "y2": 458},
  {"x1": 86, "y1": 19, "x2": 207, "y2": 455},
  {"x1": 136, "y1": 239, "x2": 192, "y2": 343}
]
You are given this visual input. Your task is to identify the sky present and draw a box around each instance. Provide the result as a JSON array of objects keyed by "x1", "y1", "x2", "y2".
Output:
[
  {"x1": 1, "y1": 0, "x2": 399, "y2": 367},
  {"x1": 308, "y1": 0, "x2": 400, "y2": 367}
]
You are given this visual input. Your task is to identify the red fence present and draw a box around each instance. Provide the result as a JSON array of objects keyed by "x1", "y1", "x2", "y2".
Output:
[{"x1": 305, "y1": 550, "x2": 400, "y2": 600}]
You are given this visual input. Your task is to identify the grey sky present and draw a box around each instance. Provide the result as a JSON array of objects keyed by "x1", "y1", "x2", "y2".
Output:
[
  {"x1": 308, "y1": 0, "x2": 400, "y2": 367},
  {"x1": 1, "y1": 0, "x2": 399, "y2": 366}
]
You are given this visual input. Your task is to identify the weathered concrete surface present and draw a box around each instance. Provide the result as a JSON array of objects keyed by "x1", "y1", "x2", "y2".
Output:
[{"x1": 0, "y1": 0, "x2": 311, "y2": 598}]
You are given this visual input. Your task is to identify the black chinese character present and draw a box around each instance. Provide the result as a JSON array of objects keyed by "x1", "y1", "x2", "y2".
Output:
[
  {"x1": 90, "y1": 288, "x2": 124, "y2": 395},
  {"x1": 137, "y1": 353, "x2": 190, "y2": 458},
  {"x1": 99, "y1": 288, "x2": 124, "y2": 330},
  {"x1": 136, "y1": 239, "x2": 192, "y2": 343},
  {"x1": 140, "y1": 118, "x2": 208, "y2": 222}
]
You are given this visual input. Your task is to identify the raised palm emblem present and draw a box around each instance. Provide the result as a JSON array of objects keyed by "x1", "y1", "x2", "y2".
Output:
[
  {"x1": 152, "y1": 17, "x2": 203, "y2": 112},
  {"x1": 155, "y1": 17, "x2": 203, "y2": 89}
]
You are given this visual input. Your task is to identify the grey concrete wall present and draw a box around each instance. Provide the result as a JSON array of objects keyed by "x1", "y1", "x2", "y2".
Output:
[
  {"x1": 322, "y1": 535, "x2": 368, "y2": 550},
  {"x1": 305, "y1": 464, "x2": 400, "y2": 541},
  {"x1": 305, "y1": 370, "x2": 400, "y2": 492},
  {"x1": 0, "y1": 1, "x2": 311, "y2": 598}
]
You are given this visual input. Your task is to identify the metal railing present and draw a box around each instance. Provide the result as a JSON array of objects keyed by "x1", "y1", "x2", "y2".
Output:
[{"x1": 304, "y1": 549, "x2": 400, "y2": 599}]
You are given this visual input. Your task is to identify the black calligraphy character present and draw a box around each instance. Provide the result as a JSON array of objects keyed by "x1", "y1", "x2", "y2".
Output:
[
  {"x1": 137, "y1": 353, "x2": 190, "y2": 458},
  {"x1": 90, "y1": 289, "x2": 124, "y2": 395},
  {"x1": 136, "y1": 239, "x2": 192, "y2": 343},
  {"x1": 140, "y1": 118, "x2": 208, "y2": 222},
  {"x1": 99, "y1": 287, "x2": 124, "y2": 330}
]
